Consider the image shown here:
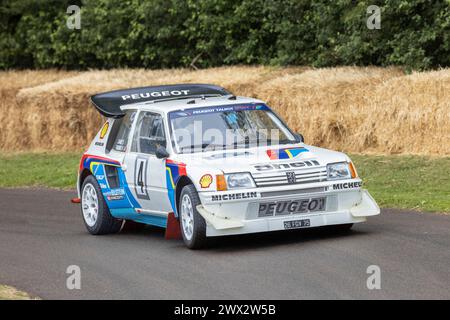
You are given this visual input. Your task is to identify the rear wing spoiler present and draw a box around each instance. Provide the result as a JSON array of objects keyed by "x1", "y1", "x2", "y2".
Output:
[{"x1": 90, "y1": 83, "x2": 232, "y2": 118}]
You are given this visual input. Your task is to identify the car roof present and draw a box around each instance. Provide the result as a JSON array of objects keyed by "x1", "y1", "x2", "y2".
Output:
[{"x1": 120, "y1": 95, "x2": 266, "y2": 114}]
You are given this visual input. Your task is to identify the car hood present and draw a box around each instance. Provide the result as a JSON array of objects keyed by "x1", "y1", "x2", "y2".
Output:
[{"x1": 176, "y1": 143, "x2": 349, "y2": 174}]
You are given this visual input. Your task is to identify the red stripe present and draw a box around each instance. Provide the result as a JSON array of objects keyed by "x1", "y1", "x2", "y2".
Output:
[
  {"x1": 166, "y1": 159, "x2": 186, "y2": 166},
  {"x1": 178, "y1": 164, "x2": 187, "y2": 176},
  {"x1": 79, "y1": 153, "x2": 120, "y2": 171},
  {"x1": 266, "y1": 149, "x2": 278, "y2": 160},
  {"x1": 166, "y1": 159, "x2": 187, "y2": 176}
]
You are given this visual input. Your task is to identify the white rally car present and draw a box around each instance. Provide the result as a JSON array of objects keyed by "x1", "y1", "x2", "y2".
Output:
[{"x1": 75, "y1": 84, "x2": 380, "y2": 249}]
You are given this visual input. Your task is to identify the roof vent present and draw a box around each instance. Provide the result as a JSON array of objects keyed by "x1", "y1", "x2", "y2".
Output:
[
  {"x1": 187, "y1": 99, "x2": 196, "y2": 104},
  {"x1": 228, "y1": 95, "x2": 237, "y2": 100}
]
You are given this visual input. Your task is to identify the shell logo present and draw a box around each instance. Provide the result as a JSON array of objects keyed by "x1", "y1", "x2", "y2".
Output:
[
  {"x1": 199, "y1": 174, "x2": 213, "y2": 188},
  {"x1": 100, "y1": 122, "x2": 109, "y2": 139}
]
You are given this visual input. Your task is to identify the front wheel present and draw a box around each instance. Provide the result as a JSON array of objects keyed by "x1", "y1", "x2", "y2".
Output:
[
  {"x1": 179, "y1": 185, "x2": 207, "y2": 249},
  {"x1": 81, "y1": 175, "x2": 123, "y2": 235}
]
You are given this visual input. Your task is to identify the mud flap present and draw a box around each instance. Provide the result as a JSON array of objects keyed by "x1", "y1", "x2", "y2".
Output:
[{"x1": 165, "y1": 212, "x2": 182, "y2": 240}]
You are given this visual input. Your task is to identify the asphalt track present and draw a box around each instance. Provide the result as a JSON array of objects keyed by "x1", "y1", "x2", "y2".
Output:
[{"x1": 0, "y1": 188, "x2": 448, "y2": 300}]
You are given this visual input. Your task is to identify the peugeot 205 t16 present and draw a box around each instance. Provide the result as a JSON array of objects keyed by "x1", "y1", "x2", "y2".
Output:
[{"x1": 74, "y1": 84, "x2": 380, "y2": 249}]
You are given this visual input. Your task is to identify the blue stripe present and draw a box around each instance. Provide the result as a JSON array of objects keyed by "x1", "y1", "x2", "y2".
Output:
[{"x1": 110, "y1": 209, "x2": 167, "y2": 228}]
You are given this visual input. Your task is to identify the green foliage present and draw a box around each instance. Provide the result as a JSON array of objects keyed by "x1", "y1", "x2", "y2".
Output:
[{"x1": 0, "y1": 0, "x2": 449, "y2": 70}]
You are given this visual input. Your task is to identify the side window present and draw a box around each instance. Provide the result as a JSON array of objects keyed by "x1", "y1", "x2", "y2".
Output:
[
  {"x1": 112, "y1": 111, "x2": 136, "y2": 152},
  {"x1": 131, "y1": 112, "x2": 166, "y2": 154}
]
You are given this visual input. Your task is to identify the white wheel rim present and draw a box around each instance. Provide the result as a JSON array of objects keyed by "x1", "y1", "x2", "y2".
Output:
[
  {"x1": 82, "y1": 183, "x2": 99, "y2": 227},
  {"x1": 181, "y1": 194, "x2": 194, "y2": 240}
]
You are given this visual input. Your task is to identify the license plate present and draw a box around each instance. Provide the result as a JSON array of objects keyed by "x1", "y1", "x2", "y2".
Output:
[
  {"x1": 258, "y1": 197, "x2": 326, "y2": 217},
  {"x1": 284, "y1": 219, "x2": 310, "y2": 230}
]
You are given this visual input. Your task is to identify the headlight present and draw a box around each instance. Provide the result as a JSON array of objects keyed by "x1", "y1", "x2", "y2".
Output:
[
  {"x1": 225, "y1": 172, "x2": 256, "y2": 189},
  {"x1": 327, "y1": 162, "x2": 352, "y2": 180}
]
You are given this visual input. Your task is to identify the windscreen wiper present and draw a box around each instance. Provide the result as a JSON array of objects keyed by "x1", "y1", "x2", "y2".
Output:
[{"x1": 180, "y1": 143, "x2": 224, "y2": 153}]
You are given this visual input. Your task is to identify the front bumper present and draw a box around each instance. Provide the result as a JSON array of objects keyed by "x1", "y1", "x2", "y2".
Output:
[{"x1": 197, "y1": 181, "x2": 380, "y2": 237}]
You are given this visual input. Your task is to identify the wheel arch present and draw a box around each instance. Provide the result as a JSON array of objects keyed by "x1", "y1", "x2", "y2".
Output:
[
  {"x1": 78, "y1": 168, "x2": 92, "y2": 193},
  {"x1": 175, "y1": 175, "x2": 195, "y2": 216}
]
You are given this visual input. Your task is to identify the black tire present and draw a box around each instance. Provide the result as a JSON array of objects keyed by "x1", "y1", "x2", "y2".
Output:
[
  {"x1": 80, "y1": 175, "x2": 123, "y2": 235},
  {"x1": 179, "y1": 184, "x2": 207, "y2": 249}
]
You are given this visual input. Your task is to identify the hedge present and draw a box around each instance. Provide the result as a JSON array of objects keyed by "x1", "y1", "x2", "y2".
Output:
[{"x1": 1, "y1": 0, "x2": 449, "y2": 70}]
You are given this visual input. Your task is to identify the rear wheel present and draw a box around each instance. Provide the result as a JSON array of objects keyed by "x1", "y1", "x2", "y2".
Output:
[
  {"x1": 81, "y1": 175, "x2": 123, "y2": 235},
  {"x1": 179, "y1": 184, "x2": 207, "y2": 249}
]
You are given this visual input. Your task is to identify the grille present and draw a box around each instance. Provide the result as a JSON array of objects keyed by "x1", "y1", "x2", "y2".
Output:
[
  {"x1": 260, "y1": 187, "x2": 327, "y2": 198},
  {"x1": 252, "y1": 167, "x2": 328, "y2": 187}
]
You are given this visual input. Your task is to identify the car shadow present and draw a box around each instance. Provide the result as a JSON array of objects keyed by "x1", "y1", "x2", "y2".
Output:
[
  {"x1": 119, "y1": 224, "x2": 370, "y2": 252},
  {"x1": 204, "y1": 227, "x2": 369, "y2": 252}
]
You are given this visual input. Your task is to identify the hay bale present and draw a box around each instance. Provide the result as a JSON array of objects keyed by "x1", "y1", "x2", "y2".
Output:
[{"x1": 0, "y1": 67, "x2": 448, "y2": 155}]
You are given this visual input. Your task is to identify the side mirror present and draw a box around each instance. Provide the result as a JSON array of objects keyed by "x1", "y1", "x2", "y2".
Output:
[
  {"x1": 155, "y1": 145, "x2": 170, "y2": 159},
  {"x1": 294, "y1": 133, "x2": 304, "y2": 143}
]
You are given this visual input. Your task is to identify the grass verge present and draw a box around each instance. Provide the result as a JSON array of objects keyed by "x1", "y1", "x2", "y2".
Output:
[
  {"x1": 351, "y1": 154, "x2": 450, "y2": 213},
  {"x1": 0, "y1": 152, "x2": 448, "y2": 213},
  {"x1": 0, "y1": 152, "x2": 80, "y2": 189},
  {"x1": 0, "y1": 285, "x2": 36, "y2": 300}
]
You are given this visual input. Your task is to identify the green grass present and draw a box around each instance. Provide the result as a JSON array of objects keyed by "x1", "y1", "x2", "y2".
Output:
[
  {"x1": 0, "y1": 152, "x2": 81, "y2": 189},
  {"x1": 351, "y1": 154, "x2": 450, "y2": 213},
  {"x1": 0, "y1": 152, "x2": 449, "y2": 213}
]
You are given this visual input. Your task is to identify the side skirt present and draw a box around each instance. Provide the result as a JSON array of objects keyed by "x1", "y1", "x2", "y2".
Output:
[{"x1": 110, "y1": 208, "x2": 167, "y2": 228}]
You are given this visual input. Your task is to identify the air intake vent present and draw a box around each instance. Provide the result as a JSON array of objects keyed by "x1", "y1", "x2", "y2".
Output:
[{"x1": 104, "y1": 165, "x2": 120, "y2": 188}]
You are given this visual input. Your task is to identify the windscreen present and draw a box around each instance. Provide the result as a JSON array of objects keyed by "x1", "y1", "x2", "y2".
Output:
[{"x1": 169, "y1": 104, "x2": 297, "y2": 154}]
